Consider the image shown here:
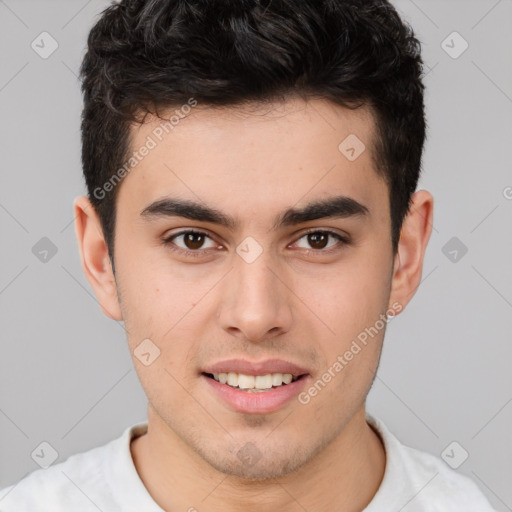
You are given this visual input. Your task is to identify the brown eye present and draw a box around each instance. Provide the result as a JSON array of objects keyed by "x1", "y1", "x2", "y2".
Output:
[
  {"x1": 183, "y1": 232, "x2": 206, "y2": 250},
  {"x1": 164, "y1": 230, "x2": 217, "y2": 254},
  {"x1": 307, "y1": 232, "x2": 329, "y2": 249},
  {"x1": 294, "y1": 230, "x2": 348, "y2": 252}
]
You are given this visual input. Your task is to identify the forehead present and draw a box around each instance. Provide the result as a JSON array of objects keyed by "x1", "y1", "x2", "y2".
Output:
[{"x1": 117, "y1": 97, "x2": 386, "y2": 221}]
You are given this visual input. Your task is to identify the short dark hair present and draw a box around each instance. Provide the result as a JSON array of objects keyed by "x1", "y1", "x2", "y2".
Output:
[{"x1": 79, "y1": 0, "x2": 426, "y2": 266}]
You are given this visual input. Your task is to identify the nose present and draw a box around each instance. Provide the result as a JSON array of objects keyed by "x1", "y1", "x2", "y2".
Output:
[{"x1": 218, "y1": 247, "x2": 293, "y2": 343}]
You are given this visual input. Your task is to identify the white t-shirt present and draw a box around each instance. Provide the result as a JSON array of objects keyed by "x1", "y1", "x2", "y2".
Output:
[{"x1": 0, "y1": 414, "x2": 496, "y2": 511}]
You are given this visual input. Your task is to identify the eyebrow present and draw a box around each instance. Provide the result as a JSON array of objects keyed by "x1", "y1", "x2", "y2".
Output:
[{"x1": 140, "y1": 195, "x2": 369, "y2": 231}]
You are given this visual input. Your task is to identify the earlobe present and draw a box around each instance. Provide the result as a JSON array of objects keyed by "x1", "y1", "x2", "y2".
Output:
[
  {"x1": 73, "y1": 196, "x2": 123, "y2": 321},
  {"x1": 388, "y1": 190, "x2": 434, "y2": 312}
]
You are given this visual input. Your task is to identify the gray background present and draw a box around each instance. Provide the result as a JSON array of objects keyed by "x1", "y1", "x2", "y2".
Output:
[{"x1": 0, "y1": 0, "x2": 511, "y2": 509}]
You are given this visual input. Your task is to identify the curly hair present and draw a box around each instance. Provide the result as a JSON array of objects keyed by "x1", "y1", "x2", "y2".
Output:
[{"x1": 79, "y1": 0, "x2": 427, "y2": 264}]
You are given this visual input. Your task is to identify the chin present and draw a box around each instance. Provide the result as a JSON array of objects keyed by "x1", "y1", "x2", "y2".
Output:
[
  {"x1": 208, "y1": 454, "x2": 303, "y2": 481},
  {"x1": 196, "y1": 439, "x2": 312, "y2": 481}
]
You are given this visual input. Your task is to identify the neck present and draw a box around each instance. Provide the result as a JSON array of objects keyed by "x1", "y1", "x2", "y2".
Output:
[{"x1": 130, "y1": 405, "x2": 386, "y2": 512}]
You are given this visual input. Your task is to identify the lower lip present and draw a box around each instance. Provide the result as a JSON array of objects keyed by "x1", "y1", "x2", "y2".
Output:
[{"x1": 201, "y1": 374, "x2": 310, "y2": 414}]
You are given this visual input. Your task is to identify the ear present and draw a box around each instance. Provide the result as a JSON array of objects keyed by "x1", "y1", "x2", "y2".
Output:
[
  {"x1": 73, "y1": 196, "x2": 123, "y2": 321},
  {"x1": 388, "y1": 190, "x2": 434, "y2": 312}
]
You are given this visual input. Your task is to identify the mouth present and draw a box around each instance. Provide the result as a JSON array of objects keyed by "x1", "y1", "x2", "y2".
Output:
[
  {"x1": 202, "y1": 371, "x2": 307, "y2": 393},
  {"x1": 200, "y1": 358, "x2": 312, "y2": 413}
]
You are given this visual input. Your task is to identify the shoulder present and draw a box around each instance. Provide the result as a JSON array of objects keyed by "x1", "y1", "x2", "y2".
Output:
[
  {"x1": 366, "y1": 414, "x2": 496, "y2": 511},
  {"x1": 0, "y1": 448, "x2": 105, "y2": 511},
  {"x1": 0, "y1": 423, "x2": 146, "y2": 512},
  {"x1": 402, "y1": 443, "x2": 493, "y2": 509}
]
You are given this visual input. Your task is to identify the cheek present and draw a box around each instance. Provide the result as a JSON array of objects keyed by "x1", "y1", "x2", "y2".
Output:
[
  {"x1": 295, "y1": 253, "x2": 391, "y2": 338},
  {"x1": 115, "y1": 248, "x2": 198, "y2": 334},
  {"x1": 301, "y1": 268, "x2": 389, "y2": 412},
  {"x1": 116, "y1": 260, "x2": 218, "y2": 381},
  {"x1": 119, "y1": 270, "x2": 203, "y2": 408}
]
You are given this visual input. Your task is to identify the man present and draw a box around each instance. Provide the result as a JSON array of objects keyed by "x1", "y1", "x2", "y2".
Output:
[{"x1": 0, "y1": 0, "x2": 496, "y2": 510}]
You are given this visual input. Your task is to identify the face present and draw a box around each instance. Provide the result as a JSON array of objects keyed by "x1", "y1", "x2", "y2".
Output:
[{"x1": 100, "y1": 97, "x2": 400, "y2": 479}]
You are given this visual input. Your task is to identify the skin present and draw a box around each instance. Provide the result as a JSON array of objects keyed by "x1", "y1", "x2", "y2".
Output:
[{"x1": 74, "y1": 96, "x2": 433, "y2": 512}]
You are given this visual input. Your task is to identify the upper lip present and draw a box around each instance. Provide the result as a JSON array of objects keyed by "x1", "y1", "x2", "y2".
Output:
[{"x1": 202, "y1": 358, "x2": 310, "y2": 377}]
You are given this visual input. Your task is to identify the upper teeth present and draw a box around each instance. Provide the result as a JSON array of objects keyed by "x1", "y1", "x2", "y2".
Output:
[{"x1": 212, "y1": 372, "x2": 296, "y2": 389}]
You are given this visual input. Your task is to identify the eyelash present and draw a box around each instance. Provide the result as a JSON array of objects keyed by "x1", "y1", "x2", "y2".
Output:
[{"x1": 162, "y1": 228, "x2": 350, "y2": 258}]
